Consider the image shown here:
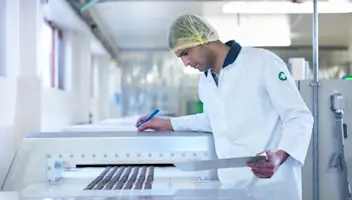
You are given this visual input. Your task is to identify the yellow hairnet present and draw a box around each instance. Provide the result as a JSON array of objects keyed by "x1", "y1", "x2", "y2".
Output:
[{"x1": 168, "y1": 14, "x2": 219, "y2": 52}]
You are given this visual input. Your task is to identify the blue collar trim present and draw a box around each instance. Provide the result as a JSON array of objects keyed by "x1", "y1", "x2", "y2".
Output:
[{"x1": 205, "y1": 40, "x2": 242, "y2": 77}]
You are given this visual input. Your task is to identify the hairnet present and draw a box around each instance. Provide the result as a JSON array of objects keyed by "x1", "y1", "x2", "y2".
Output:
[{"x1": 168, "y1": 14, "x2": 220, "y2": 52}]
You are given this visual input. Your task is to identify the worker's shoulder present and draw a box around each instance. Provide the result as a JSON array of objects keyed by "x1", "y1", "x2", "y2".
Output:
[
  {"x1": 239, "y1": 47, "x2": 287, "y2": 76},
  {"x1": 242, "y1": 46, "x2": 282, "y2": 61}
]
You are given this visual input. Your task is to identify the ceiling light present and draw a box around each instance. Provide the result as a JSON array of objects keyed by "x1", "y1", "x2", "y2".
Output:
[
  {"x1": 238, "y1": 37, "x2": 291, "y2": 47},
  {"x1": 223, "y1": 1, "x2": 352, "y2": 14},
  {"x1": 220, "y1": 32, "x2": 292, "y2": 47},
  {"x1": 237, "y1": 28, "x2": 291, "y2": 47},
  {"x1": 205, "y1": 15, "x2": 291, "y2": 46}
]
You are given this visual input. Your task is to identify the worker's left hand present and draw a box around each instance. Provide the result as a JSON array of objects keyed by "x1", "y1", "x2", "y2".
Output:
[{"x1": 246, "y1": 150, "x2": 288, "y2": 179}]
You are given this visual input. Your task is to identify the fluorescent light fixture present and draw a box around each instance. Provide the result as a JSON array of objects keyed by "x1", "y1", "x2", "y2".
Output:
[
  {"x1": 205, "y1": 15, "x2": 291, "y2": 47},
  {"x1": 223, "y1": 1, "x2": 352, "y2": 14},
  {"x1": 146, "y1": 74, "x2": 154, "y2": 83},
  {"x1": 236, "y1": 36, "x2": 291, "y2": 47},
  {"x1": 219, "y1": 33, "x2": 291, "y2": 47},
  {"x1": 217, "y1": 25, "x2": 292, "y2": 47}
]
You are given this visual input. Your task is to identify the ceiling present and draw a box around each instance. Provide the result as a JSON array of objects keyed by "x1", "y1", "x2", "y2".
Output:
[
  {"x1": 90, "y1": 1, "x2": 352, "y2": 51},
  {"x1": 42, "y1": 0, "x2": 109, "y2": 55}
]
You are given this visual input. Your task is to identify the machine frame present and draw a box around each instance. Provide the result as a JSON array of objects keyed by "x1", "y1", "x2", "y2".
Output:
[{"x1": 2, "y1": 131, "x2": 219, "y2": 191}]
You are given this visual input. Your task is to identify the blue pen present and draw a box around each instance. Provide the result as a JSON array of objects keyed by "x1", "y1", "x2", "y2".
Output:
[{"x1": 136, "y1": 109, "x2": 160, "y2": 128}]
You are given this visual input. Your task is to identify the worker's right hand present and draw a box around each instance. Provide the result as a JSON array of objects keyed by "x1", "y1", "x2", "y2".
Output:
[{"x1": 135, "y1": 115, "x2": 173, "y2": 132}]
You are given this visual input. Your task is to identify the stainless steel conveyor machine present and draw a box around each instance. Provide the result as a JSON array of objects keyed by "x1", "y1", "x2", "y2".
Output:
[{"x1": 0, "y1": 80, "x2": 351, "y2": 200}]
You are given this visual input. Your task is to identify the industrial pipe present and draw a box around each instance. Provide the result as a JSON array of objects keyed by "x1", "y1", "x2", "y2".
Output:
[
  {"x1": 312, "y1": 0, "x2": 319, "y2": 199},
  {"x1": 80, "y1": 0, "x2": 101, "y2": 12}
]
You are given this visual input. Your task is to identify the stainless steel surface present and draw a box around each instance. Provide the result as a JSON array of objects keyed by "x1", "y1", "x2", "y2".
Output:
[
  {"x1": 2, "y1": 180, "x2": 303, "y2": 200},
  {"x1": 2, "y1": 131, "x2": 218, "y2": 191},
  {"x1": 0, "y1": 127, "x2": 16, "y2": 190},
  {"x1": 174, "y1": 156, "x2": 267, "y2": 171},
  {"x1": 330, "y1": 93, "x2": 352, "y2": 199},
  {"x1": 61, "y1": 124, "x2": 137, "y2": 131},
  {"x1": 299, "y1": 80, "x2": 352, "y2": 200},
  {"x1": 0, "y1": 188, "x2": 276, "y2": 200},
  {"x1": 312, "y1": 0, "x2": 319, "y2": 199},
  {"x1": 312, "y1": 0, "x2": 319, "y2": 83}
]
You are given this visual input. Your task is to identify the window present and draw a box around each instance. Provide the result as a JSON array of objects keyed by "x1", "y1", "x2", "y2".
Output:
[
  {"x1": 37, "y1": 21, "x2": 65, "y2": 89},
  {"x1": 0, "y1": 0, "x2": 6, "y2": 77},
  {"x1": 37, "y1": 21, "x2": 52, "y2": 87},
  {"x1": 56, "y1": 29, "x2": 65, "y2": 90}
]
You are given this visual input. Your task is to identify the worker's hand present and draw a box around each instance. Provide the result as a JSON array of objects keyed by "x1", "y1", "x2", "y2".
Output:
[
  {"x1": 135, "y1": 115, "x2": 173, "y2": 132},
  {"x1": 246, "y1": 150, "x2": 288, "y2": 179}
]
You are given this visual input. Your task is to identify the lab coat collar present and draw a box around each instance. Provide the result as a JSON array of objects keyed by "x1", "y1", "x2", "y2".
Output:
[{"x1": 205, "y1": 40, "x2": 242, "y2": 77}]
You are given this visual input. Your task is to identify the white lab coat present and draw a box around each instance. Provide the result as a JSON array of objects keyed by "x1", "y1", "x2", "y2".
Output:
[{"x1": 171, "y1": 46, "x2": 314, "y2": 200}]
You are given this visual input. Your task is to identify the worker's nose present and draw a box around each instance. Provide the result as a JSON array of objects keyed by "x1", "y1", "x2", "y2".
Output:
[{"x1": 181, "y1": 56, "x2": 191, "y2": 67}]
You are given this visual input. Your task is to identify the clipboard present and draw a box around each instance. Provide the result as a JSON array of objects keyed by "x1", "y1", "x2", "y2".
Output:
[{"x1": 174, "y1": 155, "x2": 268, "y2": 171}]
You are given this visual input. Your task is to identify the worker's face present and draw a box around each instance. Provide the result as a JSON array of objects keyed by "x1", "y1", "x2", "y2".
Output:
[{"x1": 176, "y1": 45, "x2": 214, "y2": 72}]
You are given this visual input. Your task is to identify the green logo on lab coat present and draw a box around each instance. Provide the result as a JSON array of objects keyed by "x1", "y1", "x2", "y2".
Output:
[{"x1": 278, "y1": 72, "x2": 287, "y2": 81}]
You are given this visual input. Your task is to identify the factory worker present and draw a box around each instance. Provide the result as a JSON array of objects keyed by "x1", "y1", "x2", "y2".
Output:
[{"x1": 136, "y1": 14, "x2": 314, "y2": 200}]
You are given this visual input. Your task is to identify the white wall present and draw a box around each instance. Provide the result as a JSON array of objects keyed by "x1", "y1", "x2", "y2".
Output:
[
  {"x1": 0, "y1": 0, "x2": 42, "y2": 185},
  {"x1": 0, "y1": 2, "x2": 19, "y2": 183},
  {"x1": 0, "y1": 77, "x2": 16, "y2": 128},
  {"x1": 0, "y1": 0, "x2": 5, "y2": 76},
  {"x1": 41, "y1": 89, "x2": 80, "y2": 131},
  {"x1": 0, "y1": 2, "x2": 118, "y2": 186},
  {"x1": 108, "y1": 63, "x2": 123, "y2": 118},
  {"x1": 0, "y1": 0, "x2": 115, "y2": 139},
  {"x1": 91, "y1": 56, "x2": 116, "y2": 121},
  {"x1": 40, "y1": 33, "x2": 115, "y2": 130},
  {"x1": 39, "y1": 30, "x2": 116, "y2": 131},
  {"x1": 1, "y1": 0, "x2": 42, "y2": 146}
]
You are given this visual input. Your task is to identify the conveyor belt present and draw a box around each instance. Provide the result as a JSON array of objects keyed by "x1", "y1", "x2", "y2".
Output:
[{"x1": 84, "y1": 166, "x2": 154, "y2": 190}]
